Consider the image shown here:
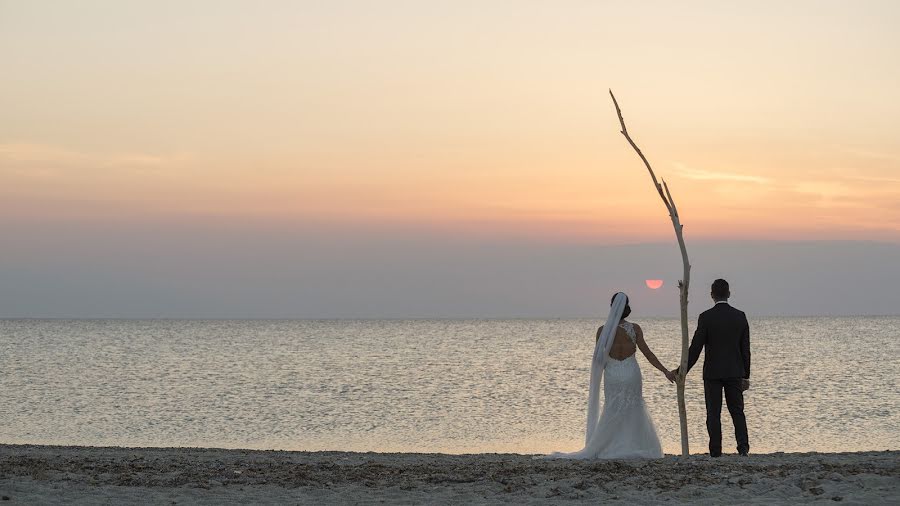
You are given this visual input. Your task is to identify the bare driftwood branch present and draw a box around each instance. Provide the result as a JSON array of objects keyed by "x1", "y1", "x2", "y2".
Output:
[
  {"x1": 609, "y1": 91, "x2": 672, "y2": 214},
  {"x1": 662, "y1": 179, "x2": 679, "y2": 218},
  {"x1": 609, "y1": 90, "x2": 692, "y2": 457}
]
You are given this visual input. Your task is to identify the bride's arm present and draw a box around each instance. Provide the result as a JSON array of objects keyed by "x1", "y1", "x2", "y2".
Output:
[{"x1": 635, "y1": 325, "x2": 676, "y2": 383}]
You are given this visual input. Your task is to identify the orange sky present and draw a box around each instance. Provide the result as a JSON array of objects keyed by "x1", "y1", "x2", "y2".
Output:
[{"x1": 2, "y1": 1, "x2": 899, "y2": 244}]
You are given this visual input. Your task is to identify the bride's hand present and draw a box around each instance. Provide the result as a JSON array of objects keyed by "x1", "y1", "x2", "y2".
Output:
[{"x1": 664, "y1": 370, "x2": 676, "y2": 384}]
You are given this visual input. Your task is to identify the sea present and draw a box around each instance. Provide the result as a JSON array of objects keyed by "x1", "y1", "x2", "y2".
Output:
[{"x1": 1, "y1": 317, "x2": 897, "y2": 455}]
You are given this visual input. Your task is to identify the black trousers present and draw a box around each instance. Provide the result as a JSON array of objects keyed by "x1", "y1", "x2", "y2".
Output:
[{"x1": 703, "y1": 378, "x2": 749, "y2": 455}]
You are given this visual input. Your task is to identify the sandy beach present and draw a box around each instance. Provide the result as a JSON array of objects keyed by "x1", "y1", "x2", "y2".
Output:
[{"x1": 0, "y1": 445, "x2": 897, "y2": 504}]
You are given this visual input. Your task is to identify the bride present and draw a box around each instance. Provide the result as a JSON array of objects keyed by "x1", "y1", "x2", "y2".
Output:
[{"x1": 549, "y1": 292, "x2": 675, "y2": 459}]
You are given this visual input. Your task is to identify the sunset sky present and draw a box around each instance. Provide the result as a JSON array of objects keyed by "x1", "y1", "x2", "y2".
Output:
[{"x1": 2, "y1": 1, "x2": 899, "y2": 317}]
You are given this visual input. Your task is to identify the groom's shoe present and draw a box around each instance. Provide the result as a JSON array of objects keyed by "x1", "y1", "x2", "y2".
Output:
[
  {"x1": 739, "y1": 451, "x2": 749, "y2": 457},
  {"x1": 710, "y1": 452, "x2": 722, "y2": 458}
]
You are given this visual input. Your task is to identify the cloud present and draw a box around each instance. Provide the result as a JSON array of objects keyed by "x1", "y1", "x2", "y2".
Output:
[
  {"x1": 671, "y1": 162, "x2": 772, "y2": 184},
  {"x1": 0, "y1": 142, "x2": 203, "y2": 216},
  {"x1": 793, "y1": 181, "x2": 852, "y2": 200},
  {"x1": 842, "y1": 147, "x2": 900, "y2": 163},
  {"x1": 0, "y1": 143, "x2": 88, "y2": 165},
  {"x1": 0, "y1": 142, "x2": 190, "y2": 171},
  {"x1": 846, "y1": 175, "x2": 900, "y2": 184}
]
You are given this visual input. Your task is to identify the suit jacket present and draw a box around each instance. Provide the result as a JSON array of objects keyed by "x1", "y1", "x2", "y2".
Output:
[{"x1": 686, "y1": 302, "x2": 751, "y2": 380}]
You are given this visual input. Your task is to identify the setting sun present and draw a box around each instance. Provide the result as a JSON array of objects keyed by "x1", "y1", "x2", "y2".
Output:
[{"x1": 646, "y1": 280, "x2": 664, "y2": 290}]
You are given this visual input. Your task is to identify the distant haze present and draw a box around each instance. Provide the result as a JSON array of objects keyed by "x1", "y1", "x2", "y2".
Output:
[{"x1": 2, "y1": 221, "x2": 897, "y2": 318}]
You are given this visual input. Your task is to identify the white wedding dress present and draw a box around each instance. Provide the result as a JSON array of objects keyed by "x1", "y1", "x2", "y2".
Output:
[
  {"x1": 548, "y1": 314, "x2": 663, "y2": 460},
  {"x1": 577, "y1": 320, "x2": 663, "y2": 459}
]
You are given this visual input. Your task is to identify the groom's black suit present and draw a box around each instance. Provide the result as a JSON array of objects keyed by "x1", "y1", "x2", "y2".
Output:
[{"x1": 686, "y1": 301, "x2": 751, "y2": 456}]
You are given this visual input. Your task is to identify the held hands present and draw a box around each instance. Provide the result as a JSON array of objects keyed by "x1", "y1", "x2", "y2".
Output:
[
  {"x1": 665, "y1": 366, "x2": 682, "y2": 385},
  {"x1": 664, "y1": 369, "x2": 676, "y2": 384}
]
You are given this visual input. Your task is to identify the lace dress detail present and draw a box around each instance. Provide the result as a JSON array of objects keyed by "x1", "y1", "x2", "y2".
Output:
[
  {"x1": 619, "y1": 321, "x2": 637, "y2": 344},
  {"x1": 575, "y1": 319, "x2": 663, "y2": 459}
]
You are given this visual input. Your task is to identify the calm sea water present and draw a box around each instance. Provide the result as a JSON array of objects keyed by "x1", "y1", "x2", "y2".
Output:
[{"x1": 1, "y1": 317, "x2": 897, "y2": 455}]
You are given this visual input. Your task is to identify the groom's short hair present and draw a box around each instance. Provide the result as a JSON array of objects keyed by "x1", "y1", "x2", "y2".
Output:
[{"x1": 711, "y1": 279, "x2": 730, "y2": 300}]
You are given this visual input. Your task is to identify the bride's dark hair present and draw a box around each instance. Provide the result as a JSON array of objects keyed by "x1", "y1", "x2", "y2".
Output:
[{"x1": 611, "y1": 293, "x2": 632, "y2": 319}]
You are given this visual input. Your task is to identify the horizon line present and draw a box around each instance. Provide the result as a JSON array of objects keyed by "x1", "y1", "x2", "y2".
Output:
[{"x1": 2, "y1": 313, "x2": 898, "y2": 321}]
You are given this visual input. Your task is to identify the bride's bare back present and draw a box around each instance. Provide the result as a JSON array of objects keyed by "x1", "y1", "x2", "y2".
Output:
[
  {"x1": 597, "y1": 322, "x2": 638, "y2": 360},
  {"x1": 607, "y1": 324, "x2": 638, "y2": 360},
  {"x1": 597, "y1": 321, "x2": 671, "y2": 371}
]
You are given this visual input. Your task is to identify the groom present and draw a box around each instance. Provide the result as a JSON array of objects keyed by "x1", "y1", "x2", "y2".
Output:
[{"x1": 678, "y1": 279, "x2": 751, "y2": 457}]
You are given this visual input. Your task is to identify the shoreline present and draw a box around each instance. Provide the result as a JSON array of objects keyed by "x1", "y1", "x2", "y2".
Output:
[{"x1": 2, "y1": 445, "x2": 898, "y2": 504}]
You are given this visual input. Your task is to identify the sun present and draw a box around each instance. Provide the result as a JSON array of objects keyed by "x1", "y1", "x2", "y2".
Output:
[{"x1": 645, "y1": 279, "x2": 664, "y2": 290}]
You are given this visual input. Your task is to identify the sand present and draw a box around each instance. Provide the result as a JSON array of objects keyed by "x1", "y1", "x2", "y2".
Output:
[{"x1": 1, "y1": 444, "x2": 898, "y2": 504}]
